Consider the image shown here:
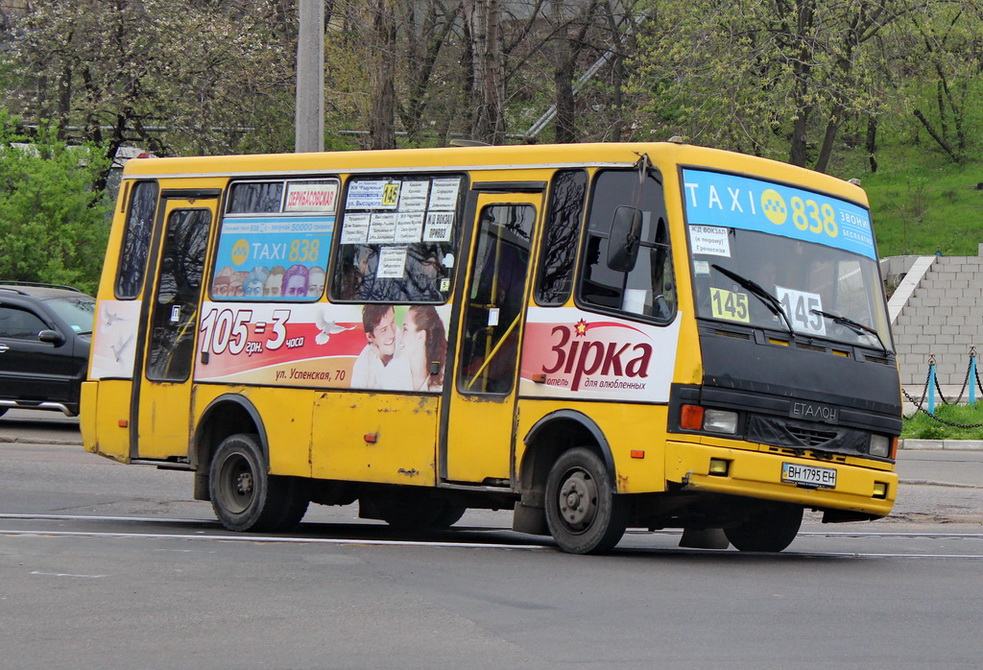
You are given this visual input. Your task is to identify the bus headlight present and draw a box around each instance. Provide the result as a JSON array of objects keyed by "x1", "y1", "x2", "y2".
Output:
[
  {"x1": 703, "y1": 409, "x2": 738, "y2": 434},
  {"x1": 869, "y1": 434, "x2": 890, "y2": 458}
]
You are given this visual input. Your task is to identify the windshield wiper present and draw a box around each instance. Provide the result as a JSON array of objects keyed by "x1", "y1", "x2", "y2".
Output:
[
  {"x1": 810, "y1": 309, "x2": 891, "y2": 354},
  {"x1": 711, "y1": 264, "x2": 794, "y2": 334}
]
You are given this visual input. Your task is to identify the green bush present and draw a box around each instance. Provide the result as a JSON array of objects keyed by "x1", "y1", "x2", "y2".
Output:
[{"x1": 0, "y1": 111, "x2": 112, "y2": 294}]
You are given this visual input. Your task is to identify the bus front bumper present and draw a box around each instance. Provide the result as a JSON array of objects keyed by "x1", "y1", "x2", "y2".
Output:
[{"x1": 665, "y1": 441, "x2": 897, "y2": 518}]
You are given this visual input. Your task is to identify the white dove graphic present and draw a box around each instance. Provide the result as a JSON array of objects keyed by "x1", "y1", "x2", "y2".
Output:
[{"x1": 314, "y1": 308, "x2": 355, "y2": 345}]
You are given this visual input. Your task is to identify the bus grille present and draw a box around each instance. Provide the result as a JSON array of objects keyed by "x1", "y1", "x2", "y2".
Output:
[
  {"x1": 745, "y1": 414, "x2": 867, "y2": 456},
  {"x1": 786, "y1": 425, "x2": 838, "y2": 447}
]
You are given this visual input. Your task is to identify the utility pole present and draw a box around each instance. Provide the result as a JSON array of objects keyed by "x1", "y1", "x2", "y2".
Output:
[{"x1": 295, "y1": 0, "x2": 324, "y2": 152}]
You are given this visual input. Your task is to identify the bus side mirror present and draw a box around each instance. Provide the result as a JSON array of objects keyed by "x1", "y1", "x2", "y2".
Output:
[{"x1": 607, "y1": 206, "x2": 642, "y2": 272}]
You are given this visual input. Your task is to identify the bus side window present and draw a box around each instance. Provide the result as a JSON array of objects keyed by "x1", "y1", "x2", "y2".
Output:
[
  {"x1": 578, "y1": 170, "x2": 675, "y2": 323},
  {"x1": 115, "y1": 181, "x2": 159, "y2": 299},
  {"x1": 212, "y1": 179, "x2": 334, "y2": 301},
  {"x1": 535, "y1": 169, "x2": 587, "y2": 306},
  {"x1": 330, "y1": 175, "x2": 462, "y2": 304}
]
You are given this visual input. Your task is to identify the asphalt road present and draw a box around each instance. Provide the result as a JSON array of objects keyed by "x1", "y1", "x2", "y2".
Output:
[{"x1": 1, "y1": 409, "x2": 982, "y2": 668}]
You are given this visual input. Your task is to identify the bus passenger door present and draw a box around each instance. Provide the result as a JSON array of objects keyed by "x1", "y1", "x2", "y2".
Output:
[
  {"x1": 443, "y1": 192, "x2": 542, "y2": 485},
  {"x1": 133, "y1": 196, "x2": 217, "y2": 460}
]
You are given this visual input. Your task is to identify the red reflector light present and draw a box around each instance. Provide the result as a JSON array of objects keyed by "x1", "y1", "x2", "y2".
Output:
[
  {"x1": 630, "y1": 450, "x2": 645, "y2": 459},
  {"x1": 364, "y1": 433, "x2": 378, "y2": 444},
  {"x1": 118, "y1": 420, "x2": 128, "y2": 428},
  {"x1": 680, "y1": 405, "x2": 704, "y2": 431}
]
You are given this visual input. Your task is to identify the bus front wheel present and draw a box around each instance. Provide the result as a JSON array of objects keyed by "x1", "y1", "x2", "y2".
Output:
[
  {"x1": 209, "y1": 433, "x2": 309, "y2": 532},
  {"x1": 545, "y1": 447, "x2": 628, "y2": 554},
  {"x1": 724, "y1": 502, "x2": 803, "y2": 552}
]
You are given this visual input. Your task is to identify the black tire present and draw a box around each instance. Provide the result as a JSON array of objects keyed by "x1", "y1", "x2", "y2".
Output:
[
  {"x1": 374, "y1": 493, "x2": 445, "y2": 530},
  {"x1": 209, "y1": 433, "x2": 308, "y2": 532},
  {"x1": 432, "y1": 503, "x2": 467, "y2": 529},
  {"x1": 545, "y1": 447, "x2": 628, "y2": 554},
  {"x1": 724, "y1": 502, "x2": 803, "y2": 552},
  {"x1": 272, "y1": 478, "x2": 311, "y2": 531}
]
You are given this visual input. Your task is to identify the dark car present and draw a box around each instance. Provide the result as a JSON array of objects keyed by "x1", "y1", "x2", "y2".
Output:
[{"x1": 0, "y1": 282, "x2": 95, "y2": 417}]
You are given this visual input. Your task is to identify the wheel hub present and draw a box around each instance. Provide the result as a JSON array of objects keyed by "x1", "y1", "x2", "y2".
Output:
[
  {"x1": 558, "y1": 470, "x2": 597, "y2": 531},
  {"x1": 235, "y1": 471, "x2": 253, "y2": 497}
]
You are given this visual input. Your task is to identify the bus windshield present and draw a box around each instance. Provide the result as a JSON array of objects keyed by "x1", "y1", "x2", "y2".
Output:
[{"x1": 682, "y1": 168, "x2": 891, "y2": 352}]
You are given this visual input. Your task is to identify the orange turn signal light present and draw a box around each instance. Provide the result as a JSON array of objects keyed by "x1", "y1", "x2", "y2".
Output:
[{"x1": 680, "y1": 404, "x2": 704, "y2": 431}]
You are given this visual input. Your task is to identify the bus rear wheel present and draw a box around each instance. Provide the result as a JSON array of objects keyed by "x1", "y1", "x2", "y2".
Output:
[
  {"x1": 209, "y1": 433, "x2": 309, "y2": 532},
  {"x1": 724, "y1": 502, "x2": 803, "y2": 552},
  {"x1": 545, "y1": 447, "x2": 627, "y2": 554}
]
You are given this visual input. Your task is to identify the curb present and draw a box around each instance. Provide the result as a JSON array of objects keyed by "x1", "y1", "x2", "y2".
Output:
[
  {"x1": 899, "y1": 439, "x2": 983, "y2": 451},
  {"x1": 0, "y1": 436, "x2": 81, "y2": 447}
]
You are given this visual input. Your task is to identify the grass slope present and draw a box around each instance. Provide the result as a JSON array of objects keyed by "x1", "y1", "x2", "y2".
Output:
[{"x1": 859, "y1": 145, "x2": 983, "y2": 257}]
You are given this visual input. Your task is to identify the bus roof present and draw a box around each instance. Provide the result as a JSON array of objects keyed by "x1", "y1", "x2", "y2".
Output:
[{"x1": 121, "y1": 142, "x2": 868, "y2": 206}]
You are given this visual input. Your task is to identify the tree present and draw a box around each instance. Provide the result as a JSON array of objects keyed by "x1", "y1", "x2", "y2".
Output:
[
  {"x1": 5, "y1": 0, "x2": 296, "y2": 181},
  {"x1": 629, "y1": 0, "x2": 918, "y2": 172},
  {"x1": 517, "y1": 0, "x2": 644, "y2": 143},
  {"x1": 0, "y1": 111, "x2": 111, "y2": 293},
  {"x1": 464, "y1": 0, "x2": 506, "y2": 144},
  {"x1": 893, "y1": 2, "x2": 983, "y2": 162}
]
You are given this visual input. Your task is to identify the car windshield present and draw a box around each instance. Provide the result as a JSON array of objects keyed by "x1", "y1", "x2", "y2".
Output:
[
  {"x1": 690, "y1": 228, "x2": 892, "y2": 351},
  {"x1": 46, "y1": 295, "x2": 96, "y2": 334}
]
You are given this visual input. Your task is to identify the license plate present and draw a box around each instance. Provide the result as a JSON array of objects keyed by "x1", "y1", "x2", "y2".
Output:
[{"x1": 782, "y1": 462, "x2": 837, "y2": 489}]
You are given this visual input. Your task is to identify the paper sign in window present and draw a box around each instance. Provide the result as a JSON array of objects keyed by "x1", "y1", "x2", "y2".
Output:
[
  {"x1": 348, "y1": 180, "x2": 398, "y2": 210},
  {"x1": 377, "y1": 246, "x2": 408, "y2": 279},
  {"x1": 395, "y1": 212, "x2": 425, "y2": 243},
  {"x1": 284, "y1": 182, "x2": 338, "y2": 212},
  {"x1": 429, "y1": 178, "x2": 461, "y2": 211},
  {"x1": 367, "y1": 213, "x2": 398, "y2": 244},
  {"x1": 689, "y1": 225, "x2": 731, "y2": 257},
  {"x1": 398, "y1": 181, "x2": 430, "y2": 212},
  {"x1": 340, "y1": 212, "x2": 370, "y2": 244},
  {"x1": 423, "y1": 212, "x2": 454, "y2": 242}
]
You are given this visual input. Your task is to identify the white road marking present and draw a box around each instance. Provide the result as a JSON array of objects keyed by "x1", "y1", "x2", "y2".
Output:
[
  {"x1": 30, "y1": 570, "x2": 107, "y2": 578},
  {"x1": 2, "y1": 513, "x2": 981, "y2": 557},
  {"x1": 1, "y1": 528, "x2": 549, "y2": 551}
]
